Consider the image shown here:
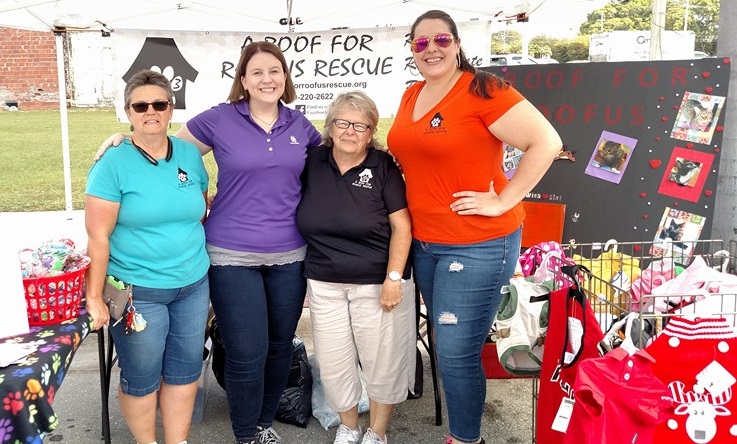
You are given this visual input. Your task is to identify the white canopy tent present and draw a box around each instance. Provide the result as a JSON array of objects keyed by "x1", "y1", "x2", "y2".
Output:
[
  {"x1": 0, "y1": 0, "x2": 530, "y2": 32},
  {"x1": 0, "y1": 0, "x2": 537, "y2": 215}
]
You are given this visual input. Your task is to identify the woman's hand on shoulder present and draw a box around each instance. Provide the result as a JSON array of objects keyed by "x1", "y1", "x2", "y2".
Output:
[
  {"x1": 94, "y1": 133, "x2": 130, "y2": 161},
  {"x1": 450, "y1": 180, "x2": 507, "y2": 217}
]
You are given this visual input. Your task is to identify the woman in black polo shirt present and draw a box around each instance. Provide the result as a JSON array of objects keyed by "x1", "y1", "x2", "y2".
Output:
[{"x1": 296, "y1": 91, "x2": 414, "y2": 444}]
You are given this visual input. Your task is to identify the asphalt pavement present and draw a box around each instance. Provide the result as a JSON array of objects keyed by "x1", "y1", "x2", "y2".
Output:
[
  {"x1": 45, "y1": 310, "x2": 535, "y2": 444},
  {"x1": 0, "y1": 211, "x2": 534, "y2": 444}
]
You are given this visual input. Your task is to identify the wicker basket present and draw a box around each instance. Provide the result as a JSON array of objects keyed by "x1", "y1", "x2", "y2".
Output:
[{"x1": 22, "y1": 267, "x2": 87, "y2": 326}]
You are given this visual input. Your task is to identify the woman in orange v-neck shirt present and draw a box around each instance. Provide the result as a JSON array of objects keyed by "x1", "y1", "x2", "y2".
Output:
[{"x1": 387, "y1": 10, "x2": 562, "y2": 444}]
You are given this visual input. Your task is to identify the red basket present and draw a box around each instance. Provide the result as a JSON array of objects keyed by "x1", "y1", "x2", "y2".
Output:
[{"x1": 22, "y1": 267, "x2": 87, "y2": 326}]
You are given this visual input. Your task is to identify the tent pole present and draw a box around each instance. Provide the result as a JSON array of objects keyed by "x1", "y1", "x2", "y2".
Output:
[{"x1": 54, "y1": 30, "x2": 74, "y2": 219}]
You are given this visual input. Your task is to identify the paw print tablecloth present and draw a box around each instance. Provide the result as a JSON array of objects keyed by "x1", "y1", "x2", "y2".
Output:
[{"x1": 0, "y1": 312, "x2": 92, "y2": 443}]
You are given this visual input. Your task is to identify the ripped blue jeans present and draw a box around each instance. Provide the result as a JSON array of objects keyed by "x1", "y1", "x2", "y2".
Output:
[{"x1": 412, "y1": 228, "x2": 521, "y2": 443}]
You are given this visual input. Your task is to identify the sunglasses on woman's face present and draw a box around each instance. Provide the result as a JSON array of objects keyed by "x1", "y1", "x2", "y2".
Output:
[
  {"x1": 410, "y1": 32, "x2": 454, "y2": 53},
  {"x1": 129, "y1": 101, "x2": 171, "y2": 113}
]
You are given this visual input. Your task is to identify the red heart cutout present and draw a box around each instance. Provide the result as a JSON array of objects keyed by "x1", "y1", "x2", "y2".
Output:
[
  {"x1": 640, "y1": 192, "x2": 646, "y2": 198},
  {"x1": 659, "y1": 97, "x2": 665, "y2": 101},
  {"x1": 655, "y1": 136, "x2": 661, "y2": 142},
  {"x1": 643, "y1": 214, "x2": 648, "y2": 219},
  {"x1": 724, "y1": 58, "x2": 730, "y2": 64},
  {"x1": 542, "y1": 194, "x2": 549, "y2": 200},
  {"x1": 649, "y1": 159, "x2": 662, "y2": 169},
  {"x1": 716, "y1": 126, "x2": 724, "y2": 132},
  {"x1": 705, "y1": 87, "x2": 713, "y2": 93},
  {"x1": 686, "y1": 143, "x2": 694, "y2": 149},
  {"x1": 715, "y1": 148, "x2": 720, "y2": 153},
  {"x1": 634, "y1": 245, "x2": 642, "y2": 252},
  {"x1": 661, "y1": 116, "x2": 669, "y2": 122},
  {"x1": 702, "y1": 72, "x2": 711, "y2": 78},
  {"x1": 673, "y1": 105, "x2": 680, "y2": 110},
  {"x1": 674, "y1": 202, "x2": 679, "y2": 207},
  {"x1": 705, "y1": 190, "x2": 713, "y2": 196}
]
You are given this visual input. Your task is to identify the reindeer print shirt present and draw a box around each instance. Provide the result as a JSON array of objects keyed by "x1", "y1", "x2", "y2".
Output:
[{"x1": 646, "y1": 317, "x2": 737, "y2": 443}]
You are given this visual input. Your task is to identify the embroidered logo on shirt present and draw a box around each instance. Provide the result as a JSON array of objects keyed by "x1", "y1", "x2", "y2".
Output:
[
  {"x1": 425, "y1": 112, "x2": 448, "y2": 134},
  {"x1": 178, "y1": 167, "x2": 194, "y2": 187},
  {"x1": 352, "y1": 168, "x2": 374, "y2": 189},
  {"x1": 290, "y1": 135, "x2": 299, "y2": 145}
]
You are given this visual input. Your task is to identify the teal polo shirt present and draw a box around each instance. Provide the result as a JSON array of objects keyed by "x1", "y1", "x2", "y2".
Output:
[{"x1": 86, "y1": 137, "x2": 209, "y2": 288}]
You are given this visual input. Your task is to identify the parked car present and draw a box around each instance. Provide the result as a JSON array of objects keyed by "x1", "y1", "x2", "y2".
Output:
[
  {"x1": 694, "y1": 51, "x2": 710, "y2": 59},
  {"x1": 489, "y1": 54, "x2": 539, "y2": 65},
  {"x1": 489, "y1": 54, "x2": 558, "y2": 66}
]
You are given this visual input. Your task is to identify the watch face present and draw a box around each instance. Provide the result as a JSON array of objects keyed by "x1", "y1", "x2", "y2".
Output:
[{"x1": 389, "y1": 271, "x2": 402, "y2": 281}]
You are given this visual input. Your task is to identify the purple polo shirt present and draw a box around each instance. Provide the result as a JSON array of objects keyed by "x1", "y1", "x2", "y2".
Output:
[{"x1": 187, "y1": 101, "x2": 321, "y2": 253}]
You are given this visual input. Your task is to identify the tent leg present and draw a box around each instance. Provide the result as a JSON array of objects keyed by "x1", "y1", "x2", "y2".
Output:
[{"x1": 55, "y1": 31, "x2": 74, "y2": 218}]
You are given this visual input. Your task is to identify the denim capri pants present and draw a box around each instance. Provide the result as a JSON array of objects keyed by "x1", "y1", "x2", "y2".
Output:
[{"x1": 110, "y1": 273, "x2": 210, "y2": 397}]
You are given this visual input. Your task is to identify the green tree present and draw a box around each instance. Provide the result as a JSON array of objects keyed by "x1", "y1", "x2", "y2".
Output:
[
  {"x1": 551, "y1": 35, "x2": 590, "y2": 63},
  {"x1": 529, "y1": 35, "x2": 556, "y2": 58},
  {"x1": 491, "y1": 29, "x2": 522, "y2": 54},
  {"x1": 578, "y1": 0, "x2": 718, "y2": 53}
]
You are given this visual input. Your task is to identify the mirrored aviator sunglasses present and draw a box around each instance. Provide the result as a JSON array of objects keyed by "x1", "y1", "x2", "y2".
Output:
[
  {"x1": 130, "y1": 101, "x2": 170, "y2": 113},
  {"x1": 410, "y1": 32, "x2": 454, "y2": 53}
]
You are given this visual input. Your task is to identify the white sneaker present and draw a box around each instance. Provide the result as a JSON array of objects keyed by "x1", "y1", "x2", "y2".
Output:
[
  {"x1": 333, "y1": 424, "x2": 363, "y2": 444},
  {"x1": 257, "y1": 426, "x2": 281, "y2": 444},
  {"x1": 361, "y1": 428, "x2": 387, "y2": 444}
]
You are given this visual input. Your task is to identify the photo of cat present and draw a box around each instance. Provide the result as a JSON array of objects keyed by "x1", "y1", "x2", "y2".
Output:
[
  {"x1": 675, "y1": 99, "x2": 715, "y2": 132},
  {"x1": 585, "y1": 130, "x2": 638, "y2": 185},
  {"x1": 649, "y1": 207, "x2": 707, "y2": 264},
  {"x1": 670, "y1": 91, "x2": 726, "y2": 145},
  {"x1": 502, "y1": 143, "x2": 524, "y2": 177},
  {"x1": 668, "y1": 157, "x2": 702, "y2": 187},
  {"x1": 591, "y1": 139, "x2": 631, "y2": 174}
]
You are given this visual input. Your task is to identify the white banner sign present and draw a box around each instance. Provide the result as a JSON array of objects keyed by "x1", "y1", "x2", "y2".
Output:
[{"x1": 112, "y1": 21, "x2": 491, "y2": 121}]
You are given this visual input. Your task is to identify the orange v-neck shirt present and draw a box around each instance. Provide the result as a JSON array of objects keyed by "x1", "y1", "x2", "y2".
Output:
[{"x1": 387, "y1": 71, "x2": 526, "y2": 244}]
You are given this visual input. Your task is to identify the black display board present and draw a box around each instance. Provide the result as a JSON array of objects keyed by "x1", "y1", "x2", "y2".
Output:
[{"x1": 483, "y1": 58, "x2": 732, "y2": 246}]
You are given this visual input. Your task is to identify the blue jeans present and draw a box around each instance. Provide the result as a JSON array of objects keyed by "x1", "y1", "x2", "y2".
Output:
[
  {"x1": 208, "y1": 262, "x2": 306, "y2": 442},
  {"x1": 111, "y1": 273, "x2": 210, "y2": 397},
  {"x1": 412, "y1": 229, "x2": 521, "y2": 443}
]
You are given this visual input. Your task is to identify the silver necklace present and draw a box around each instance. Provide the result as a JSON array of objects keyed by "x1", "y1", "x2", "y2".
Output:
[{"x1": 251, "y1": 112, "x2": 278, "y2": 126}]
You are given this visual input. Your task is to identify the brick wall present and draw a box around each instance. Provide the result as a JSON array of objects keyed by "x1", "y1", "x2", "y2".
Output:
[{"x1": 0, "y1": 27, "x2": 59, "y2": 110}]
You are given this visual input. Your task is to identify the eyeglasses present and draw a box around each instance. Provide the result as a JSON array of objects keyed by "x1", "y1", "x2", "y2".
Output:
[
  {"x1": 333, "y1": 118, "x2": 370, "y2": 133},
  {"x1": 129, "y1": 101, "x2": 171, "y2": 113},
  {"x1": 410, "y1": 32, "x2": 454, "y2": 53}
]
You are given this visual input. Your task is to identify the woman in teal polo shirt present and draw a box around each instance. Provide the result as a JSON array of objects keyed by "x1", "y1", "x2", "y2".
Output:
[{"x1": 85, "y1": 69, "x2": 210, "y2": 444}]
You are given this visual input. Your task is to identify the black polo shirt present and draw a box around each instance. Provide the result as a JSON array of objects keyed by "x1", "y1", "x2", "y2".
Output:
[{"x1": 296, "y1": 145, "x2": 409, "y2": 284}]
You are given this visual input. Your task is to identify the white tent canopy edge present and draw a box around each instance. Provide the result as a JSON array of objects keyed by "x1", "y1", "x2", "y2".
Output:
[{"x1": 0, "y1": 0, "x2": 525, "y2": 216}]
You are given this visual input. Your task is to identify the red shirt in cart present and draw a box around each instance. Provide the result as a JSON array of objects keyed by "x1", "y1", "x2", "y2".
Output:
[
  {"x1": 646, "y1": 317, "x2": 737, "y2": 444},
  {"x1": 564, "y1": 347, "x2": 672, "y2": 443},
  {"x1": 537, "y1": 287, "x2": 604, "y2": 444}
]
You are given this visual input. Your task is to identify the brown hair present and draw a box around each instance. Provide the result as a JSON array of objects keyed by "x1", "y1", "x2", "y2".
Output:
[
  {"x1": 411, "y1": 10, "x2": 507, "y2": 99},
  {"x1": 123, "y1": 69, "x2": 174, "y2": 108},
  {"x1": 227, "y1": 41, "x2": 296, "y2": 103}
]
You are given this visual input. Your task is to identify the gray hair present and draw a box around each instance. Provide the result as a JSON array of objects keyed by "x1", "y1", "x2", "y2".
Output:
[{"x1": 322, "y1": 91, "x2": 383, "y2": 149}]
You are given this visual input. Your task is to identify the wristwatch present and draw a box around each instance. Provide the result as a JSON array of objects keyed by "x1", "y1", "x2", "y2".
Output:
[{"x1": 388, "y1": 270, "x2": 402, "y2": 282}]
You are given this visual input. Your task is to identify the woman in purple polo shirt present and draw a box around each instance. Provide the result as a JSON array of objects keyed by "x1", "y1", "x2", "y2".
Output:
[
  {"x1": 182, "y1": 42, "x2": 321, "y2": 444},
  {"x1": 97, "y1": 41, "x2": 321, "y2": 444}
]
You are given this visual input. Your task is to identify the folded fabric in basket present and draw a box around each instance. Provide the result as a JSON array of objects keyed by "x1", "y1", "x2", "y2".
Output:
[{"x1": 649, "y1": 255, "x2": 737, "y2": 312}]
